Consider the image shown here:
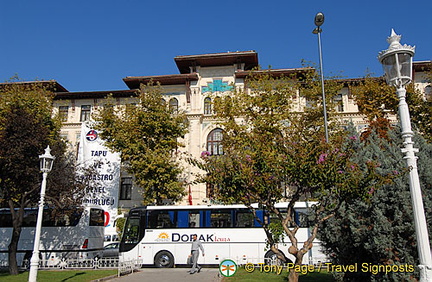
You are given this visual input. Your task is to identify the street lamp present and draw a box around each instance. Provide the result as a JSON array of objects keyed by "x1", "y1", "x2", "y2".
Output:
[
  {"x1": 28, "y1": 146, "x2": 55, "y2": 282},
  {"x1": 378, "y1": 29, "x2": 432, "y2": 282},
  {"x1": 312, "y1": 12, "x2": 329, "y2": 142}
]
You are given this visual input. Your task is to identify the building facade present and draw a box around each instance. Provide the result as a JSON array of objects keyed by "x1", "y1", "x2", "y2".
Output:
[{"x1": 50, "y1": 51, "x2": 430, "y2": 210}]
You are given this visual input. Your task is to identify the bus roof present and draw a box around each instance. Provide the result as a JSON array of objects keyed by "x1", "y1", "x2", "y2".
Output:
[{"x1": 129, "y1": 201, "x2": 317, "y2": 211}]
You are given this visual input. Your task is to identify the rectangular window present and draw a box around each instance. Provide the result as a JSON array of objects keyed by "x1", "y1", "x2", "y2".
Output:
[
  {"x1": 59, "y1": 106, "x2": 69, "y2": 122},
  {"x1": 334, "y1": 94, "x2": 343, "y2": 112},
  {"x1": 236, "y1": 210, "x2": 254, "y2": 227},
  {"x1": 0, "y1": 211, "x2": 12, "y2": 227},
  {"x1": 123, "y1": 218, "x2": 140, "y2": 244},
  {"x1": 175, "y1": 210, "x2": 201, "y2": 228},
  {"x1": 147, "y1": 210, "x2": 176, "y2": 229},
  {"x1": 120, "y1": 177, "x2": 132, "y2": 200},
  {"x1": 209, "y1": 210, "x2": 232, "y2": 228},
  {"x1": 89, "y1": 208, "x2": 104, "y2": 226},
  {"x1": 189, "y1": 211, "x2": 200, "y2": 228},
  {"x1": 80, "y1": 105, "x2": 91, "y2": 121}
]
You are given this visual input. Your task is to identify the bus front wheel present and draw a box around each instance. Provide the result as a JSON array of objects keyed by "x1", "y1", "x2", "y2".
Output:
[
  {"x1": 154, "y1": 251, "x2": 174, "y2": 268},
  {"x1": 264, "y1": 250, "x2": 292, "y2": 265}
]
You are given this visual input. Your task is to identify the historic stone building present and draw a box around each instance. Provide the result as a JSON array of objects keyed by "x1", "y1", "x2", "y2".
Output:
[{"x1": 49, "y1": 51, "x2": 430, "y2": 210}]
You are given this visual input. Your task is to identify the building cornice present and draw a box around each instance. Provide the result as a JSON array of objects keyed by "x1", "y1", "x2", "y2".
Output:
[
  {"x1": 123, "y1": 73, "x2": 199, "y2": 89},
  {"x1": 235, "y1": 67, "x2": 314, "y2": 79},
  {"x1": 175, "y1": 51, "x2": 259, "y2": 74},
  {"x1": 413, "y1": 60, "x2": 431, "y2": 72},
  {"x1": 54, "y1": 89, "x2": 139, "y2": 100}
]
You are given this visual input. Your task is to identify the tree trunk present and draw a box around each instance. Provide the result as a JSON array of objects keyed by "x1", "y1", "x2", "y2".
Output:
[
  {"x1": 8, "y1": 225, "x2": 21, "y2": 275},
  {"x1": 288, "y1": 268, "x2": 300, "y2": 282},
  {"x1": 8, "y1": 204, "x2": 25, "y2": 275},
  {"x1": 287, "y1": 252, "x2": 306, "y2": 282}
]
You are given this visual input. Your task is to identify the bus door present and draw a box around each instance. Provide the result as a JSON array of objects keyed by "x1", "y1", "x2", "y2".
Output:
[{"x1": 119, "y1": 210, "x2": 144, "y2": 263}]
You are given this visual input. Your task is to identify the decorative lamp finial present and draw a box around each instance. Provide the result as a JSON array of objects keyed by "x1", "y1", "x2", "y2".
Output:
[
  {"x1": 387, "y1": 29, "x2": 402, "y2": 50},
  {"x1": 378, "y1": 29, "x2": 415, "y2": 63}
]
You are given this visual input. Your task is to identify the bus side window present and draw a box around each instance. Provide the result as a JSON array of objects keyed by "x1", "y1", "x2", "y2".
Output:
[
  {"x1": 148, "y1": 211, "x2": 176, "y2": 228},
  {"x1": 210, "y1": 210, "x2": 232, "y2": 228},
  {"x1": 189, "y1": 212, "x2": 200, "y2": 228},
  {"x1": 0, "y1": 212, "x2": 12, "y2": 227},
  {"x1": 294, "y1": 210, "x2": 300, "y2": 226},
  {"x1": 90, "y1": 208, "x2": 104, "y2": 226},
  {"x1": 202, "y1": 210, "x2": 211, "y2": 228},
  {"x1": 254, "y1": 210, "x2": 264, "y2": 227},
  {"x1": 297, "y1": 211, "x2": 310, "y2": 227},
  {"x1": 177, "y1": 211, "x2": 189, "y2": 228},
  {"x1": 23, "y1": 210, "x2": 37, "y2": 227},
  {"x1": 236, "y1": 210, "x2": 254, "y2": 227}
]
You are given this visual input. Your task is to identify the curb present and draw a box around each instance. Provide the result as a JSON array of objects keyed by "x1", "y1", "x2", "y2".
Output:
[{"x1": 90, "y1": 274, "x2": 118, "y2": 282}]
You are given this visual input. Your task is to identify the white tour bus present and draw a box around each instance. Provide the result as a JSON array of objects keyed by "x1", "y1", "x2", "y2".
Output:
[
  {"x1": 0, "y1": 206, "x2": 105, "y2": 267},
  {"x1": 119, "y1": 202, "x2": 327, "y2": 267}
]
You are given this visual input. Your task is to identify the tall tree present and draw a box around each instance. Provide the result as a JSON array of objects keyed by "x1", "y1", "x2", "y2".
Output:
[
  {"x1": 191, "y1": 70, "x2": 389, "y2": 282},
  {"x1": 95, "y1": 83, "x2": 187, "y2": 205},
  {"x1": 318, "y1": 125, "x2": 432, "y2": 282},
  {"x1": 0, "y1": 81, "x2": 89, "y2": 274},
  {"x1": 319, "y1": 70, "x2": 432, "y2": 281}
]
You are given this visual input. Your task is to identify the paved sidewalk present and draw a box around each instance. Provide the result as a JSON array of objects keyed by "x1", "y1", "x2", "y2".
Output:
[{"x1": 105, "y1": 268, "x2": 222, "y2": 282}]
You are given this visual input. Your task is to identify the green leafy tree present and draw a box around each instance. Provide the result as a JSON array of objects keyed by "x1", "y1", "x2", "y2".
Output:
[
  {"x1": 95, "y1": 83, "x2": 187, "y2": 205},
  {"x1": 191, "y1": 70, "x2": 389, "y2": 282},
  {"x1": 320, "y1": 69, "x2": 432, "y2": 281},
  {"x1": 318, "y1": 125, "x2": 432, "y2": 282},
  {"x1": 0, "y1": 81, "x2": 90, "y2": 275},
  {"x1": 349, "y1": 75, "x2": 397, "y2": 122}
]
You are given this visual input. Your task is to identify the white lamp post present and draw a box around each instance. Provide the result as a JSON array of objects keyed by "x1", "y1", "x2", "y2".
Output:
[
  {"x1": 378, "y1": 29, "x2": 432, "y2": 282},
  {"x1": 28, "y1": 146, "x2": 55, "y2": 282},
  {"x1": 312, "y1": 12, "x2": 329, "y2": 142}
]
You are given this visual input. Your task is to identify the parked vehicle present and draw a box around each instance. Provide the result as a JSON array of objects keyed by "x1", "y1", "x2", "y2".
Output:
[
  {"x1": 0, "y1": 206, "x2": 105, "y2": 267},
  {"x1": 119, "y1": 202, "x2": 326, "y2": 267},
  {"x1": 102, "y1": 242, "x2": 119, "y2": 258}
]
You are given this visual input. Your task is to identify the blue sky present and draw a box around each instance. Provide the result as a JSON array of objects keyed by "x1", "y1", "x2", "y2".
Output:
[{"x1": 1, "y1": 0, "x2": 431, "y2": 92}]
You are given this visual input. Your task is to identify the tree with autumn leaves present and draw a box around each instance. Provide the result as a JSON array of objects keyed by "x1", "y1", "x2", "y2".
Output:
[
  {"x1": 0, "y1": 81, "x2": 91, "y2": 275},
  {"x1": 351, "y1": 69, "x2": 432, "y2": 142},
  {"x1": 191, "y1": 70, "x2": 393, "y2": 282}
]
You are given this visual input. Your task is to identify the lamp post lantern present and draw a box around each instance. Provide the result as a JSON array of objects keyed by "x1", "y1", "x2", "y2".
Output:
[
  {"x1": 312, "y1": 12, "x2": 329, "y2": 142},
  {"x1": 378, "y1": 29, "x2": 432, "y2": 282},
  {"x1": 28, "y1": 146, "x2": 55, "y2": 282}
]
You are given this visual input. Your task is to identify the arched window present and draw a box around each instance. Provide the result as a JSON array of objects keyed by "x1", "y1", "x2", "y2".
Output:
[
  {"x1": 213, "y1": 96, "x2": 222, "y2": 114},
  {"x1": 425, "y1": 85, "x2": 432, "y2": 102},
  {"x1": 169, "y1": 98, "x2": 179, "y2": 113},
  {"x1": 160, "y1": 98, "x2": 167, "y2": 107},
  {"x1": 207, "y1": 128, "x2": 223, "y2": 155},
  {"x1": 204, "y1": 97, "x2": 212, "y2": 115}
]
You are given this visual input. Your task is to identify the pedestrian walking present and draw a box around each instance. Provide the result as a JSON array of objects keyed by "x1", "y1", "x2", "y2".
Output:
[{"x1": 188, "y1": 234, "x2": 204, "y2": 274}]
